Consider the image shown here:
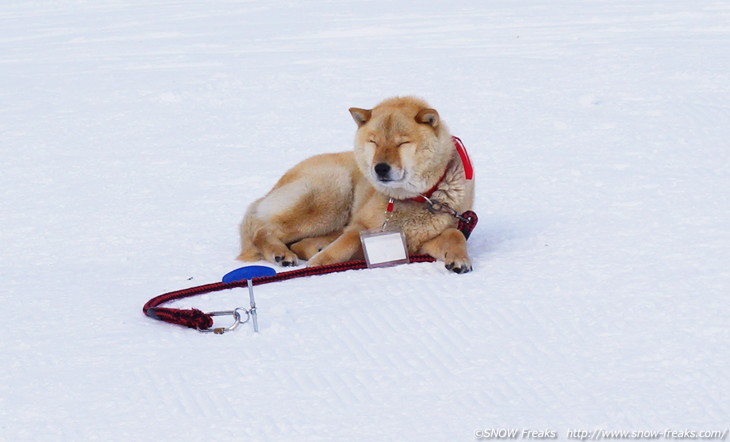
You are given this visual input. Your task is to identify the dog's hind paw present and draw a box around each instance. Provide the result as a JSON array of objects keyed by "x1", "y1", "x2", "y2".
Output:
[{"x1": 273, "y1": 252, "x2": 299, "y2": 267}]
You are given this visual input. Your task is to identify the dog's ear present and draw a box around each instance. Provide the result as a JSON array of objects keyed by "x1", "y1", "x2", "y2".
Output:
[
  {"x1": 415, "y1": 108, "x2": 439, "y2": 128},
  {"x1": 349, "y1": 108, "x2": 372, "y2": 127}
]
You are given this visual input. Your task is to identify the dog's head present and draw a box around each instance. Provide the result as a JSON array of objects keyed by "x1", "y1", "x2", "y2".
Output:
[{"x1": 350, "y1": 97, "x2": 454, "y2": 200}]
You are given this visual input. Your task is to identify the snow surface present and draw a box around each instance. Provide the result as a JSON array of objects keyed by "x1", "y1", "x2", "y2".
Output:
[{"x1": 1, "y1": 1, "x2": 729, "y2": 440}]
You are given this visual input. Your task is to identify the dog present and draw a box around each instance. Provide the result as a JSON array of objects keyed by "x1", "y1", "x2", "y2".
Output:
[{"x1": 238, "y1": 96, "x2": 475, "y2": 273}]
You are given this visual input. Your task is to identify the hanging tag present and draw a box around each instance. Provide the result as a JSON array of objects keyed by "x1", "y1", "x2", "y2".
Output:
[{"x1": 360, "y1": 229, "x2": 410, "y2": 268}]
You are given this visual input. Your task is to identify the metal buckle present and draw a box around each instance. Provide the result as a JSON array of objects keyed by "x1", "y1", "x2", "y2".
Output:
[
  {"x1": 420, "y1": 195, "x2": 468, "y2": 222},
  {"x1": 198, "y1": 308, "x2": 250, "y2": 335},
  {"x1": 198, "y1": 279, "x2": 259, "y2": 335}
]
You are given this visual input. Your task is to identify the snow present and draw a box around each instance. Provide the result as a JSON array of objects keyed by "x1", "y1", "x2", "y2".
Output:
[{"x1": 2, "y1": 0, "x2": 729, "y2": 440}]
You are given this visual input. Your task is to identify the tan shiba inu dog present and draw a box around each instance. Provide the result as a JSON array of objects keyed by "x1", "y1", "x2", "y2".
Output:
[{"x1": 238, "y1": 96, "x2": 475, "y2": 273}]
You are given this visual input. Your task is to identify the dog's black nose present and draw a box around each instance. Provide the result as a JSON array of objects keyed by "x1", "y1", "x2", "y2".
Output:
[{"x1": 374, "y1": 162, "x2": 391, "y2": 178}]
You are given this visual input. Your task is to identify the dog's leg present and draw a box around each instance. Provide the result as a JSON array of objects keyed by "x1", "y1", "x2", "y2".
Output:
[
  {"x1": 290, "y1": 232, "x2": 342, "y2": 261},
  {"x1": 419, "y1": 228, "x2": 472, "y2": 273},
  {"x1": 248, "y1": 225, "x2": 299, "y2": 267},
  {"x1": 239, "y1": 204, "x2": 297, "y2": 266},
  {"x1": 307, "y1": 227, "x2": 363, "y2": 267}
]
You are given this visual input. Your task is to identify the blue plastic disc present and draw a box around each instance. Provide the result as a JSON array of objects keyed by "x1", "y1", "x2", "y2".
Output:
[{"x1": 222, "y1": 265, "x2": 277, "y2": 283}]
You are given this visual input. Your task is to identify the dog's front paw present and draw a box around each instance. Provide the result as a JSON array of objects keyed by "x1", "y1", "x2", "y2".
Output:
[
  {"x1": 444, "y1": 256, "x2": 472, "y2": 274},
  {"x1": 307, "y1": 250, "x2": 336, "y2": 267}
]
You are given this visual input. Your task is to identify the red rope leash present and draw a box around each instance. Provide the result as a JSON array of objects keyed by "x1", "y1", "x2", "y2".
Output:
[
  {"x1": 457, "y1": 210, "x2": 478, "y2": 240},
  {"x1": 143, "y1": 254, "x2": 438, "y2": 331}
]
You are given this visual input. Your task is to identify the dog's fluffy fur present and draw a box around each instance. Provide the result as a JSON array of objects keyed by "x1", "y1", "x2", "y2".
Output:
[{"x1": 238, "y1": 96, "x2": 475, "y2": 273}]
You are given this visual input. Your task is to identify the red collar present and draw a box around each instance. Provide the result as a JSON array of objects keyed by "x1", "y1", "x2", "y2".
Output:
[
  {"x1": 409, "y1": 170, "x2": 447, "y2": 203},
  {"x1": 408, "y1": 136, "x2": 473, "y2": 203}
]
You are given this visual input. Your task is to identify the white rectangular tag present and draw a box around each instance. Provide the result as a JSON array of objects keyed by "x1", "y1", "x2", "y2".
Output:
[{"x1": 360, "y1": 229, "x2": 409, "y2": 268}]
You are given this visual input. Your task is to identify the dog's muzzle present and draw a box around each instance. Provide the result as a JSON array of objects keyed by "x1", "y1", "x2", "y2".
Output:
[{"x1": 374, "y1": 162, "x2": 391, "y2": 181}]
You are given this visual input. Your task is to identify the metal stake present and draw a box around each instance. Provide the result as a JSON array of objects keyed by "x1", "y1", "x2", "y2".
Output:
[{"x1": 247, "y1": 279, "x2": 259, "y2": 333}]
